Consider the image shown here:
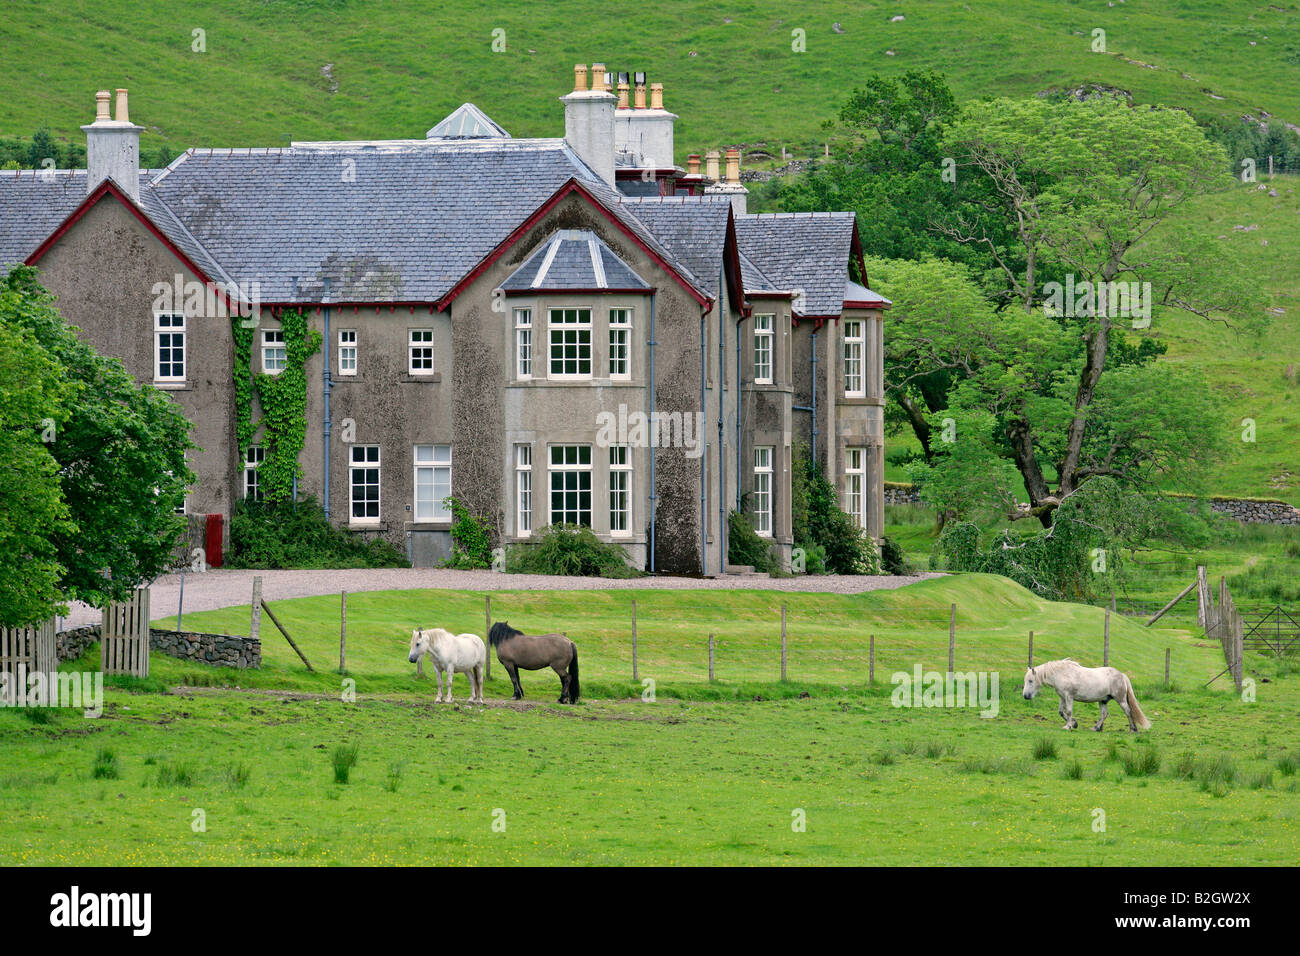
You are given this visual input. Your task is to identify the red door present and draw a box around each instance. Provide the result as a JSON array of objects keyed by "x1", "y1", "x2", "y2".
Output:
[{"x1": 205, "y1": 513, "x2": 224, "y2": 568}]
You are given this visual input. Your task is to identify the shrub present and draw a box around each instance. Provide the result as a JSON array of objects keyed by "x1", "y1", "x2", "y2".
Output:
[
  {"x1": 1062, "y1": 759, "x2": 1084, "y2": 780},
  {"x1": 1031, "y1": 737, "x2": 1058, "y2": 761},
  {"x1": 505, "y1": 524, "x2": 639, "y2": 578},
  {"x1": 228, "y1": 497, "x2": 408, "y2": 569},
  {"x1": 879, "y1": 535, "x2": 911, "y2": 575},
  {"x1": 443, "y1": 496, "x2": 494, "y2": 569},
  {"x1": 1121, "y1": 746, "x2": 1161, "y2": 778},
  {"x1": 155, "y1": 761, "x2": 195, "y2": 787},
  {"x1": 728, "y1": 509, "x2": 777, "y2": 572},
  {"x1": 792, "y1": 444, "x2": 880, "y2": 575},
  {"x1": 332, "y1": 744, "x2": 360, "y2": 785},
  {"x1": 92, "y1": 749, "x2": 119, "y2": 780}
]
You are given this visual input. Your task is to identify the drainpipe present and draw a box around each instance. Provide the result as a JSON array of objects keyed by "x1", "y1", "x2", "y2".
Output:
[
  {"x1": 700, "y1": 309, "x2": 708, "y2": 575},
  {"x1": 735, "y1": 315, "x2": 742, "y2": 512},
  {"x1": 717, "y1": 280, "x2": 726, "y2": 568},
  {"x1": 648, "y1": 293, "x2": 657, "y2": 573},
  {"x1": 810, "y1": 330, "x2": 818, "y2": 463},
  {"x1": 290, "y1": 277, "x2": 299, "y2": 505},
  {"x1": 322, "y1": 277, "x2": 332, "y2": 520}
]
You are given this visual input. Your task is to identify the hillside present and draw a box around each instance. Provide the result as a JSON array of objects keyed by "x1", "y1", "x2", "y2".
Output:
[
  {"x1": 1, "y1": 0, "x2": 1296, "y2": 501},
  {"x1": 2, "y1": 0, "x2": 1298, "y2": 160}
]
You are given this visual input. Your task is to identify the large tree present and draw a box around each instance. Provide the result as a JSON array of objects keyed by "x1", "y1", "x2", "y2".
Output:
[
  {"x1": 941, "y1": 96, "x2": 1260, "y2": 524},
  {"x1": 1, "y1": 267, "x2": 194, "y2": 618}
]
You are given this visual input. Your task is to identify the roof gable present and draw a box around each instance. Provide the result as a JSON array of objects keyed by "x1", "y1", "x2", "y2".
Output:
[{"x1": 735, "y1": 212, "x2": 862, "y2": 318}]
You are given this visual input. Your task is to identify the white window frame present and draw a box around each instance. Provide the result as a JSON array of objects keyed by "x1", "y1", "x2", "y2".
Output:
[
  {"x1": 413, "y1": 444, "x2": 452, "y2": 522},
  {"x1": 408, "y1": 329, "x2": 434, "y2": 375},
  {"x1": 846, "y1": 447, "x2": 867, "y2": 531},
  {"x1": 262, "y1": 328, "x2": 286, "y2": 375},
  {"x1": 609, "y1": 444, "x2": 631, "y2": 536},
  {"x1": 753, "y1": 313, "x2": 773, "y2": 384},
  {"x1": 753, "y1": 446, "x2": 773, "y2": 537},
  {"x1": 514, "y1": 308, "x2": 533, "y2": 379},
  {"x1": 548, "y1": 308, "x2": 592, "y2": 379},
  {"x1": 515, "y1": 444, "x2": 533, "y2": 536},
  {"x1": 843, "y1": 319, "x2": 865, "y2": 397},
  {"x1": 337, "y1": 329, "x2": 357, "y2": 376},
  {"x1": 549, "y1": 444, "x2": 593, "y2": 526},
  {"x1": 154, "y1": 312, "x2": 186, "y2": 383},
  {"x1": 349, "y1": 445, "x2": 381, "y2": 524},
  {"x1": 609, "y1": 308, "x2": 632, "y2": 380},
  {"x1": 243, "y1": 445, "x2": 265, "y2": 501}
]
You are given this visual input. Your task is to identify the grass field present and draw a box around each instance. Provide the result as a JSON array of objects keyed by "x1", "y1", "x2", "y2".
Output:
[
  {"x1": 3, "y1": 575, "x2": 1297, "y2": 865},
  {"x1": 3, "y1": 0, "x2": 1297, "y2": 160}
]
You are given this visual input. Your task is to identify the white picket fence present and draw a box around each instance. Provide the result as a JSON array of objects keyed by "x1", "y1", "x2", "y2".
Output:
[{"x1": 102, "y1": 587, "x2": 150, "y2": 677}]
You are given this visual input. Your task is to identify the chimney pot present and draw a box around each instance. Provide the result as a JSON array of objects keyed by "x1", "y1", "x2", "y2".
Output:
[
  {"x1": 650, "y1": 83, "x2": 664, "y2": 110},
  {"x1": 94, "y1": 90, "x2": 112, "y2": 123},
  {"x1": 591, "y1": 64, "x2": 608, "y2": 93},
  {"x1": 114, "y1": 88, "x2": 130, "y2": 124},
  {"x1": 633, "y1": 73, "x2": 647, "y2": 109},
  {"x1": 704, "y1": 150, "x2": 721, "y2": 181},
  {"x1": 617, "y1": 81, "x2": 630, "y2": 110},
  {"x1": 573, "y1": 63, "x2": 588, "y2": 92},
  {"x1": 687, "y1": 154, "x2": 701, "y2": 175},
  {"x1": 725, "y1": 147, "x2": 741, "y2": 184}
]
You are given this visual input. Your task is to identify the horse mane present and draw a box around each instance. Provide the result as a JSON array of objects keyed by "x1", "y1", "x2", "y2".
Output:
[{"x1": 488, "y1": 621, "x2": 522, "y2": 647}]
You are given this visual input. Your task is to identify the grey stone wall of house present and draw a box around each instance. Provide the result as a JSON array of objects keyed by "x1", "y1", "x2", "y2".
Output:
[
  {"x1": 54, "y1": 624, "x2": 260, "y2": 668},
  {"x1": 31, "y1": 197, "x2": 238, "y2": 539},
  {"x1": 739, "y1": 299, "x2": 795, "y2": 566}
]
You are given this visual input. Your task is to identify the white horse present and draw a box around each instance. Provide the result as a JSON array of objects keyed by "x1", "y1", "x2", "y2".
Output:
[
  {"x1": 1021, "y1": 658, "x2": 1151, "y2": 732},
  {"x1": 408, "y1": 627, "x2": 487, "y2": 704}
]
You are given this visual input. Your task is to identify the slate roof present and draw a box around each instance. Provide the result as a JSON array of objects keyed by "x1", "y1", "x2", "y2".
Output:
[
  {"x1": 0, "y1": 169, "x2": 96, "y2": 269},
  {"x1": 426, "y1": 103, "x2": 510, "y2": 140},
  {"x1": 735, "y1": 212, "x2": 861, "y2": 316},
  {"x1": 501, "y1": 229, "x2": 650, "y2": 292},
  {"x1": 616, "y1": 195, "x2": 734, "y2": 299}
]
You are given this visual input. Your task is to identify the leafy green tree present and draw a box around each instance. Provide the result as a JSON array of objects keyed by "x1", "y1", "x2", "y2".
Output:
[
  {"x1": 0, "y1": 313, "x2": 74, "y2": 625},
  {"x1": 940, "y1": 96, "x2": 1260, "y2": 525},
  {"x1": 2, "y1": 267, "x2": 195, "y2": 608}
]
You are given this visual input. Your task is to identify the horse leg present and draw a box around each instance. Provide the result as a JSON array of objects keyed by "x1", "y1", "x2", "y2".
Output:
[
  {"x1": 470, "y1": 664, "x2": 481, "y2": 703},
  {"x1": 445, "y1": 667, "x2": 455, "y2": 704},
  {"x1": 1093, "y1": 700, "x2": 1108, "y2": 732},
  {"x1": 1060, "y1": 694, "x2": 1076, "y2": 730},
  {"x1": 434, "y1": 663, "x2": 444, "y2": 703},
  {"x1": 505, "y1": 663, "x2": 523, "y2": 700},
  {"x1": 1116, "y1": 688, "x2": 1137, "y2": 732},
  {"x1": 554, "y1": 664, "x2": 569, "y2": 704}
]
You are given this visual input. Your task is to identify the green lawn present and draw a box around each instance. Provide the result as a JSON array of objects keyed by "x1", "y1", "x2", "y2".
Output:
[{"x1": 5, "y1": 576, "x2": 1296, "y2": 865}]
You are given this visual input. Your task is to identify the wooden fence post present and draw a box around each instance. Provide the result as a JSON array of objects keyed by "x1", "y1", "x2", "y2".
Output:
[
  {"x1": 631, "y1": 599, "x2": 638, "y2": 681},
  {"x1": 339, "y1": 590, "x2": 347, "y2": 674},
  {"x1": 1165, "y1": 647, "x2": 1171, "y2": 688},
  {"x1": 708, "y1": 633, "x2": 714, "y2": 682},
  {"x1": 869, "y1": 634, "x2": 875, "y2": 684},
  {"x1": 780, "y1": 603, "x2": 787, "y2": 682},
  {"x1": 484, "y1": 595, "x2": 492, "y2": 680},
  {"x1": 948, "y1": 603, "x2": 956, "y2": 675},
  {"x1": 250, "y1": 576, "x2": 262, "y2": 643},
  {"x1": 1028, "y1": 631, "x2": 1034, "y2": 667},
  {"x1": 1103, "y1": 608, "x2": 1110, "y2": 666},
  {"x1": 260, "y1": 599, "x2": 314, "y2": 672}
]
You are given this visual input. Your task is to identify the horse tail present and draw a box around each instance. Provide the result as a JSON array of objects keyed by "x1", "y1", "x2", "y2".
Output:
[
  {"x1": 1126, "y1": 677, "x2": 1151, "y2": 730},
  {"x1": 569, "y1": 644, "x2": 580, "y2": 703}
]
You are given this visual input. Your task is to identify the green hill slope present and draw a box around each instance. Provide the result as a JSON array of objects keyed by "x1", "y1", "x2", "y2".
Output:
[{"x1": 2, "y1": 0, "x2": 1298, "y2": 160}]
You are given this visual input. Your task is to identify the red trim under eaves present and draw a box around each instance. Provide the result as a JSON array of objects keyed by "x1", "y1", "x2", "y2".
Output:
[
  {"x1": 25, "y1": 177, "x2": 242, "y2": 315},
  {"x1": 435, "y1": 178, "x2": 713, "y2": 313}
]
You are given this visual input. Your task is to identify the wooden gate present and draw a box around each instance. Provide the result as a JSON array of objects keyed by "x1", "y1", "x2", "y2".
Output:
[
  {"x1": 102, "y1": 587, "x2": 151, "y2": 677},
  {"x1": 1199, "y1": 568, "x2": 1243, "y2": 693},
  {"x1": 0, "y1": 619, "x2": 57, "y2": 701}
]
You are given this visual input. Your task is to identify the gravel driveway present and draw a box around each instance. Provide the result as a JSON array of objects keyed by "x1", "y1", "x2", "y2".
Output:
[{"x1": 60, "y1": 567, "x2": 941, "y2": 629}]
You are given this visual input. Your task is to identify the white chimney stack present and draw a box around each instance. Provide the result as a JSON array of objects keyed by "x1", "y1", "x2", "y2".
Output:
[
  {"x1": 561, "y1": 63, "x2": 617, "y2": 187},
  {"x1": 615, "y1": 72, "x2": 677, "y2": 172},
  {"x1": 82, "y1": 88, "x2": 142, "y2": 202}
]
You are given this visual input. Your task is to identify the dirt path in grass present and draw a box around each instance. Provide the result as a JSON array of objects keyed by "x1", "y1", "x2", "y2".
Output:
[{"x1": 60, "y1": 567, "x2": 941, "y2": 629}]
